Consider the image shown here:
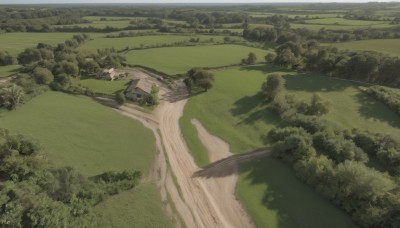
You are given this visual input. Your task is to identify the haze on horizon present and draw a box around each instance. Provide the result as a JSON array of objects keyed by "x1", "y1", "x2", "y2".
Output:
[{"x1": 1, "y1": 0, "x2": 400, "y2": 4}]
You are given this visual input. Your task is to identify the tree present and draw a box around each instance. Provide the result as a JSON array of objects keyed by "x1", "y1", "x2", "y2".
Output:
[
  {"x1": 265, "y1": 53, "x2": 276, "y2": 63},
  {"x1": 0, "y1": 50, "x2": 16, "y2": 66},
  {"x1": 17, "y1": 48, "x2": 42, "y2": 65},
  {"x1": 33, "y1": 67, "x2": 54, "y2": 85},
  {"x1": 186, "y1": 68, "x2": 214, "y2": 92},
  {"x1": 0, "y1": 84, "x2": 25, "y2": 110},
  {"x1": 53, "y1": 61, "x2": 79, "y2": 77},
  {"x1": 261, "y1": 74, "x2": 285, "y2": 101},
  {"x1": 307, "y1": 93, "x2": 330, "y2": 116},
  {"x1": 81, "y1": 60, "x2": 100, "y2": 75},
  {"x1": 246, "y1": 52, "x2": 257, "y2": 64},
  {"x1": 115, "y1": 91, "x2": 126, "y2": 105}
]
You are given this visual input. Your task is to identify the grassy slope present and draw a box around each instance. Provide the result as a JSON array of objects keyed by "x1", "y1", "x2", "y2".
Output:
[
  {"x1": 72, "y1": 77, "x2": 131, "y2": 97},
  {"x1": 79, "y1": 35, "x2": 245, "y2": 53},
  {"x1": 0, "y1": 91, "x2": 172, "y2": 227},
  {"x1": 0, "y1": 32, "x2": 104, "y2": 55},
  {"x1": 181, "y1": 64, "x2": 400, "y2": 227},
  {"x1": 324, "y1": 39, "x2": 400, "y2": 56},
  {"x1": 0, "y1": 65, "x2": 20, "y2": 78},
  {"x1": 125, "y1": 45, "x2": 270, "y2": 75}
]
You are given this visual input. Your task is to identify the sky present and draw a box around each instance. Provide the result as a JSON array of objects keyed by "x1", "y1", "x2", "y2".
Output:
[{"x1": 1, "y1": 0, "x2": 399, "y2": 4}]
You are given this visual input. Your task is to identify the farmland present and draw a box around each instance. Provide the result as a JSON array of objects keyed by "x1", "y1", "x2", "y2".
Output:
[
  {"x1": 125, "y1": 44, "x2": 271, "y2": 75},
  {"x1": 1, "y1": 2, "x2": 400, "y2": 228},
  {"x1": 180, "y1": 64, "x2": 400, "y2": 227},
  {"x1": 326, "y1": 39, "x2": 400, "y2": 56},
  {"x1": 0, "y1": 32, "x2": 103, "y2": 55},
  {"x1": 79, "y1": 35, "x2": 245, "y2": 53},
  {"x1": 0, "y1": 91, "x2": 172, "y2": 227}
]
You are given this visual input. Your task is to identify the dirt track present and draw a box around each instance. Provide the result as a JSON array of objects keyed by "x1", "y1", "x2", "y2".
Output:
[{"x1": 103, "y1": 96, "x2": 254, "y2": 227}]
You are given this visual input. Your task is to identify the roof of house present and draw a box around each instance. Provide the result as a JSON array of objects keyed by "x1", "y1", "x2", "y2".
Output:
[{"x1": 126, "y1": 79, "x2": 156, "y2": 95}]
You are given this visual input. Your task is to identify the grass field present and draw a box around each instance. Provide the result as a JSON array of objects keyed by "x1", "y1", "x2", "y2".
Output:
[
  {"x1": 0, "y1": 32, "x2": 103, "y2": 55},
  {"x1": 325, "y1": 39, "x2": 400, "y2": 56},
  {"x1": 79, "y1": 35, "x2": 245, "y2": 53},
  {"x1": 180, "y1": 64, "x2": 400, "y2": 227},
  {"x1": 291, "y1": 22, "x2": 394, "y2": 31},
  {"x1": 124, "y1": 45, "x2": 271, "y2": 75},
  {"x1": 0, "y1": 91, "x2": 172, "y2": 226},
  {"x1": 305, "y1": 18, "x2": 387, "y2": 26},
  {"x1": 0, "y1": 65, "x2": 20, "y2": 78},
  {"x1": 72, "y1": 77, "x2": 131, "y2": 97}
]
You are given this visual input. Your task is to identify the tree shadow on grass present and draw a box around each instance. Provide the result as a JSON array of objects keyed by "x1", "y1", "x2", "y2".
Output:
[
  {"x1": 283, "y1": 74, "x2": 353, "y2": 93},
  {"x1": 230, "y1": 93, "x2": 280, "y2": 125},
  {"x1": 354, "y1": 92, "x2": 400, "y2": 129},
  {"x1": 237, "y1": 64, "x2": 294, "y2": 74},
  {"x1": 239, "y1": 157, "x2": 356, "y2": 228}
]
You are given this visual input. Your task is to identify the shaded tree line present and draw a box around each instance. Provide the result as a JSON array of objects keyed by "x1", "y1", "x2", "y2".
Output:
[
  {"x1": 272, "y1": 41, "x2": 400, "y2": 86},
  {"x1": 0, "y1": 129, "x2": 141, "y2": 227},
  {"x1": 363, "y1": 86, "x2": 400, "y2": 116}
]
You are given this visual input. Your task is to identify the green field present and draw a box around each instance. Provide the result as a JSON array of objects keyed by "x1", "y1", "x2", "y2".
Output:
[
  {"x1": 325, "y1": 39, "x2": 400, "y2": 56},
  {"x1": 0, "y1": 91, "x2": 172, "y2": 226},
  {"x1": 291, "y1": 22, "x2": 394, "y2": 31},
  {"x1": 0, "y1": 32, "x2": 103, "y2": 55},
  {"x1": 79, "y1": 35, "x2": 244, "y2": 53},
  {"x1": 0, "y1": 65, "x2": 20, "y2": 77},
  {"x1": 306, "y1": 18, "x2": 387, "y2": 26},
  {"x1": 180, "y1": 64, "x2": 400, "y2": 227},
  {"x1": 53, "y1": 20, "x2": 131, "y2": 29},
  {"x1": 125, "y1": 45, "x2": 271, "y2": 75},
  {"x1": 72, "y1": 77, "x2": 131, "y2": 97}
]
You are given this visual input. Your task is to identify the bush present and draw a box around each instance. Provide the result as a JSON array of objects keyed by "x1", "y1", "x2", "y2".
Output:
[{"x1": 115, "y1": 91, "x2": 126, "y2": 105}]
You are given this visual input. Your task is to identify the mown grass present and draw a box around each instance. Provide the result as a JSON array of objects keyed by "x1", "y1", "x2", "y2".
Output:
[
  {"x1": 125, "y1": 45, "x2": 271, "y2": 75},
  {"x1": 0, "y1": 65, "x2": 20, "y2": 78},
  {"x1": 0, "y1": 32, "x2": 103, "y2": 55},
  {"x1": 180, "y1": 64, "x2": 400, "y2": 227},
  {"x1": 0, "y1": 91, "x2": 172, "y2": 227},
  {"x1": 79, "y1": 34, "x2": 245, "y2": 53},
  {"x1": 325, "y1": 39, "x2": 400, "y2": 56},
  {"x1": 0, "y1": 91, "x2": 155, "y2": 176},
  {"x1": 94, "y1": 182, "x2": 174, "y2": 228},
  {"x1": 72, "y1": 77, "x2": 131, "y2": 97}
]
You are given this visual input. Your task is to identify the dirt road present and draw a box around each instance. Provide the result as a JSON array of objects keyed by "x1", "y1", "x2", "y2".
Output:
[{"x1": 102, "y1": 94, "x2": 253, "y2": 227}]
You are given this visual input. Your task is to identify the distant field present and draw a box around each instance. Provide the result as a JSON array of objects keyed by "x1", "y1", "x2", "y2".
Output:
[
  {"x1": 180, "y1": 64, "x2": 400, "y2": 227},
  {"x1": 325, "y1": 39, "x2": 400, "y2": 56},
  {"x1": 306, "y1": 18, "x2": 387, "y2": 26},
  {"x1": 79, "y1": 34, "x2": 244, "y2": 53},
  {"x1": 53, "y1": 20, "x2": 131, "y2": 29},
  {"x1": 0, "y1": 32, "x2": 103, "y2": 55},
  {"x1": 0, "y1": 65, "x2": 20, "y2": 77},
  {"x1": 291, "y1": 22, "x2": 394, "y2": 31},
  {"x1": 124, "y1": 44, "x2": 270, "y2": 75},
  {"x1": 0, "y1": 91, "x2": 172, "y2": 227},
  {"x1": 72, "y1": 77, "x2": 131, "y2": 97}
]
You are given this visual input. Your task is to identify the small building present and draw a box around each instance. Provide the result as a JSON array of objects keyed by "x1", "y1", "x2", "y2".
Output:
[
  {"x1": 98, "y1": 68, "x2": 116, "y2": 81},
  {"x1": 125, "y1": 79, "x2": 157, "y2": 101}
]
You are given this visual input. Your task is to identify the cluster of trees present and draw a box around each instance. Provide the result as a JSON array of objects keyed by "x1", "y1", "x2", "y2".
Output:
[
  {"x1": 364, "y1": 86, "x2": 400, "y2": 116},
  {"x1": 0, "y1": 129, "x2": 141, "y2": 227},
  {"x1": 267, "y1": 113, "x2": 400, "y2": 227},
  {"x1": 261, "y1": 74, "x2": 330, "y2": 118},
  {"x1": 272, "y1": 41, "x2": 400, "y2": 86},
  {"x1": 0, "y1": 51, "x2": 16, "y2": 66},
  {"x1": 0, "y1": 7, "x2": 89, "y2": 33},
  {"x1": 184, "y1": 68, "x2": 214, "y2": 93},
  {"x1": 260, "y1": 72, "x2": 400, "y2": 227}
]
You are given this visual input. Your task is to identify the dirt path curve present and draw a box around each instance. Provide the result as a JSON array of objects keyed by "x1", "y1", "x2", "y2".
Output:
[
  {"x1": 155, "y1": 102, "x2": 254, "y2": 228},
  {"x1": 96, "y1": 95, "x2": 253, "y2": 227}
]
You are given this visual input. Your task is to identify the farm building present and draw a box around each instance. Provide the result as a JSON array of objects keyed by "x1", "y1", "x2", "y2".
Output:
[
  {"x1": 98, "y1": 68, "x2": 116, "y2": 81},
  {"x1": 125, "y1": 79, "x2": 157, "y2": 101}
]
